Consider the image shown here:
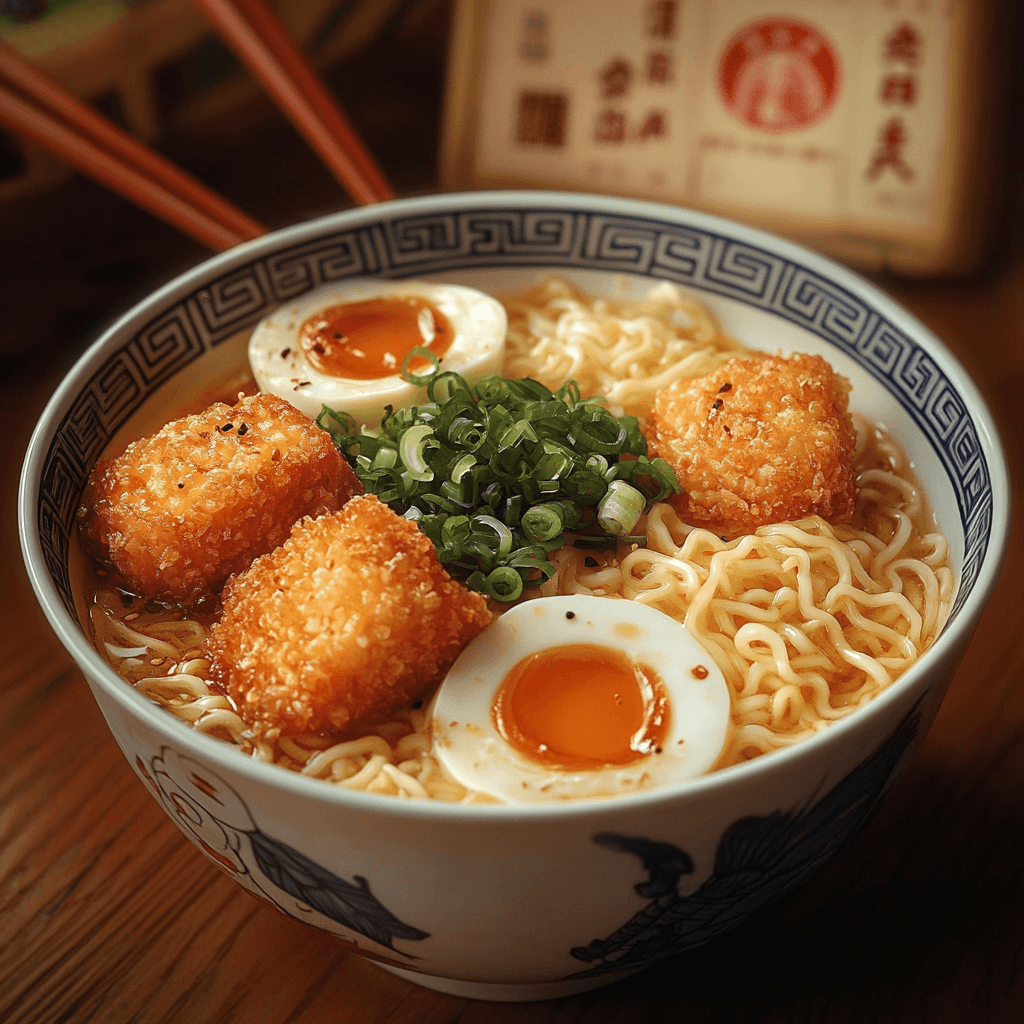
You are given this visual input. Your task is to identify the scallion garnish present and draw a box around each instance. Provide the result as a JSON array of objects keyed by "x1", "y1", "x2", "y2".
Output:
[
  {"x1": 400, "y1": 347, "x2": 441, "y2": 384},
  {"x1": 597, "y1": 480, "x2": 646, "y2": 536},
  {"x1": 318, "y1": 369, "x2": 682, "y2": 601},
  {"x1": 398, "y1": 423, "x2": 435, "y2": 482}
]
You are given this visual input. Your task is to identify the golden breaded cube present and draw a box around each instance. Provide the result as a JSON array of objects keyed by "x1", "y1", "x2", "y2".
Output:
[
  {"x1": 79, "y1": 392, "x2": 362, "y2": 608},
  {"x1": 649, "y1": 353, "x2": 858, "y2": 536},
  {"x1": 206, "y1": 495, "x2": 493, "y2": 740}
]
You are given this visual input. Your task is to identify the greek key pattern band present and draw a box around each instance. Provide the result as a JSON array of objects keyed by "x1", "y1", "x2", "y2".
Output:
[{"x1": 38, "y1": 206, "x2": 991, "y2": 618}]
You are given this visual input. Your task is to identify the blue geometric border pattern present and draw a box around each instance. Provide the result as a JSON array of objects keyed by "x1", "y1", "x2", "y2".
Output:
[{"x1": 38, "y1": 205, "x2": 990, "y2": 621}]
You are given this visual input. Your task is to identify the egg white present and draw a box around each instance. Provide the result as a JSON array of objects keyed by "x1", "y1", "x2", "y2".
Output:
[
  {"x1": 248, "y1": 279, "x2": 507, "y2": 423},
  {"x1": 430, "y1": 596, "x2": 731, "y2": 804}
]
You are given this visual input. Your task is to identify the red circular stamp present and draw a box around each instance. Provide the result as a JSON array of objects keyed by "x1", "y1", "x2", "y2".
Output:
[{"x1": 718, "y1": 18, "x2": 841, "y2": 133}]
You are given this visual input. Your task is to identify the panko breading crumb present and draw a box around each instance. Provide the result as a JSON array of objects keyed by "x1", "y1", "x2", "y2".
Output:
[
  {"x1": 206, "y1": 495, "x2": 494, "y2": 740},
  {"x1": 648, "y1": 353, "x2": 858, "y2": 536},
  {"x1": 78, "y1": 392, "x2": 362, "y2": 608}
]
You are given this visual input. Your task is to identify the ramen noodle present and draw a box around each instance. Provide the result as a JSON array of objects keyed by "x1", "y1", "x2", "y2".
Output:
[{"x1": 82, "y1": 276, "x2": 954, "y2": 801}]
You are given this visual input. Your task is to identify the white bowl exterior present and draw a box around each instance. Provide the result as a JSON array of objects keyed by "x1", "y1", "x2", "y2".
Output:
[
  {"x1": 21, "y1": 191, "x2": 1011, "y2": 994},
  {"x1": 83, "y1": 644, "x2": 957, "y2": 988}
]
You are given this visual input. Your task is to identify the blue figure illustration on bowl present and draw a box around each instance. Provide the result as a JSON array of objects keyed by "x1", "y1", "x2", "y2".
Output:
[
  {"x1": 134, "y1": 746, "x2": 430, "y2": 965},
  {"x1": 567, "y1": 702, "x2": 921, "y2": 978}
]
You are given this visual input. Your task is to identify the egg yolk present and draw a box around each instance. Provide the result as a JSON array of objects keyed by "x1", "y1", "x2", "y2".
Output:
[
  {"x1": 299, "y1": 296, "x2": 453, "y2": 380},
  {"x1": 491, "y1": 644, "x2": 670, "y2": 770}
]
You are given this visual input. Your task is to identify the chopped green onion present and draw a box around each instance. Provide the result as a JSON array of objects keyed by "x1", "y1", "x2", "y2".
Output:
[
  {"x1": 317, "y1": 405, "x2": 357, "y2": 441},
  {"x1": 497, "y1": 418, "x2": 538, "y2": 449},
  {"x1": 522, "y1": 500, "x2": 573, "y2": 542},
  {"x1": 428, "y1": 371, "x2": 474, "y2": 404},
  {"x1": 563, "y1": 469, "x2": 607, "y2": 503},
  {"x1": 482, "y1": 566, "x2": 524, "y2": 601},
  {"x1": 503, "y1": 494, "x2": 524, "y2": 527},
  {"x1": 450, "y1": 453, "x2": 477, "y2": 482},
  {"x1": 571, "y1": 536, "x2": 619, "y2": 550},
  {"x1": 370, "y1": 446, "x2": 398, "y2": 471},
  {"x1": 398, "y1": 424, "x2": 435, "y2": 481},
  {"x1": 598, "y1": 480, "x2": 646, "y2": 536},
  {"x1": 400, "y1": 347, "x2": 441, "y2": 384},
  {"x1": 321, "y1": 369, "x2": 682, "y2": 601},
  {"x1": 474, "y1": 515, "x2": 515, "y2": 559}
]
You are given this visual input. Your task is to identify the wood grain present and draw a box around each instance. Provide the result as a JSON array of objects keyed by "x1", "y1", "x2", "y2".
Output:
[{"x1": 2, "y1": 258, "x2": 1021, "y2": 1023}]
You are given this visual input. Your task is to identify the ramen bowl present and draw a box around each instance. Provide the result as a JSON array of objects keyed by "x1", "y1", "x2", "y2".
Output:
[{"x1": 19, "y1": 192, "x2": 1010, "y2": 1001}]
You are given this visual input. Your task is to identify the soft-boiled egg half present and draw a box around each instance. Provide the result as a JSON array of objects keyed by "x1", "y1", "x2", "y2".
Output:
[
  {"x1": 430, "y1": 596, "x2": 731, "y2": 804},
  {"x1": 249, "y1": 279, "x2": 507, "y2": 423}
]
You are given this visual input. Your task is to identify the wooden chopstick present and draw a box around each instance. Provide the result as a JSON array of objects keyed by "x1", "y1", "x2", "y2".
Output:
[
  {"x1": 0, "y1": 42, "x2": 267, "y2": 251},
  {"x1": 190, "y1": 0, "x2": 394, "y2": 206},
  {"x1": 0, "y1": 83, "x2": 253, "y2": 252}
]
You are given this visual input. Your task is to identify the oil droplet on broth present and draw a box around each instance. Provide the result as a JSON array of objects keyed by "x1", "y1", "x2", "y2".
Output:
[{"x1": 613, "y1": 621, "x2": 644, "y2": 641}]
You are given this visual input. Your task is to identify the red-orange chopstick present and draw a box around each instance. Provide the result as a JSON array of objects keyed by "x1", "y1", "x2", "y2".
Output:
[
  {"x1": 189, "y1": 0, "x2": 394, "y2": 207},
  {"x1": 0, "y1": 81, "x2": 257, "y2": 252},
  {"x1": 0, "y1": 42, "x2": 268, "y2": 250},
  {"x1": 0, "y1": 43, "x2": 267, "y2": 245}
]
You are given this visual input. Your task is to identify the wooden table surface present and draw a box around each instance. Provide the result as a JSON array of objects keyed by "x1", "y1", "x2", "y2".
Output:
[{"x1": 1, "y1": 254, "x2": 1020, "y2": 1023}]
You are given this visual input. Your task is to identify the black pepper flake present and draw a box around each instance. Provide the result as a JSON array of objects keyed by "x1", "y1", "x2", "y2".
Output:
[
  {"x1": 177, "y1": 482, "x2": 185, "y2": 489},
  {"x1": 237, "y1": 423, "x2": 248, "y2": 436},
  {"x1": 584, "y1": 556, "x2": 599, "y2": 567},
  {"x1": 565, "y1": 611, "x2": 576, "y2": 620},
  {"x1": 297, "y1": 381, "x2": 312, "y2": 387},
  {"x1": 711, "y1": 399, "x2": 723, "y2": 411},
  {"x1": 281, "y1": 347, "x2": 291, "y2": 358},
  {"x1": 312, "y1": 342, "x2": 326, "y2": 355},
  {"x1": 333, "y1": 332, "x2": 345, "y2": 340},
  {"x1": 719, "y1": 382, "x2": 733, "y2": 393}
]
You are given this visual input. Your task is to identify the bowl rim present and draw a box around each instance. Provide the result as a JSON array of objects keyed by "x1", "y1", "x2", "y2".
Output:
[{"x1": 18, "y1": 189, "x2": 1013, "y2": 822}]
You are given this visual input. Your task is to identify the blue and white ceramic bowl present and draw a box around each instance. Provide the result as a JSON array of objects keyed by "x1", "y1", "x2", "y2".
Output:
[{"x1": 19, "y1": 192, "x2": 1010, "y2": 1001}]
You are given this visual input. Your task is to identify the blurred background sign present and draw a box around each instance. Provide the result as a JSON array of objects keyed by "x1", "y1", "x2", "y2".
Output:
[{"x1": 441, "y1": 0, "x2": 1013, "y2": 277}]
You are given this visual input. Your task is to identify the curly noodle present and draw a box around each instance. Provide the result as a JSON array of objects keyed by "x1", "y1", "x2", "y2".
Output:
[{"x1": 82, "y1": 277, "x2": 951, "y2": 795}]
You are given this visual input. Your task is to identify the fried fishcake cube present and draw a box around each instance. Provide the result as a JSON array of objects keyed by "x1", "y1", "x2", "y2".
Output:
[
  {"x1": 648, "y1": 353, "x2": 857, "y2": 536},
  {"x1": 78, "y1": 392, "x2": 362, "y2": 607},
  {"x1": 206, "y1": 495, "x2": 493, "y2": 740}
]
